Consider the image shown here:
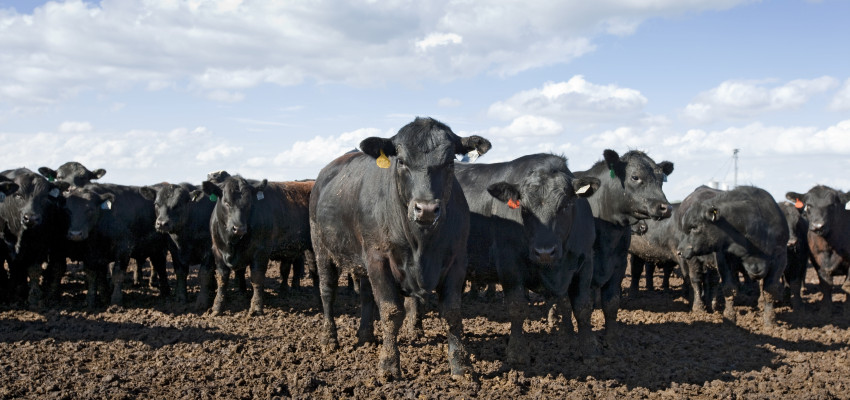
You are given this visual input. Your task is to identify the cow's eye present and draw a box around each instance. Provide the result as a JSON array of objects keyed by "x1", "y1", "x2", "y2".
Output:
[{"x1": 631, "y1": 175, "x2": 640, "y2": 182}]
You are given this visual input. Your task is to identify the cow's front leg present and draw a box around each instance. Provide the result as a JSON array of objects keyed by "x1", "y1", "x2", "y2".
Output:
[{"x1": 248, "y1": 258, "x2": 268, "y2": 316}]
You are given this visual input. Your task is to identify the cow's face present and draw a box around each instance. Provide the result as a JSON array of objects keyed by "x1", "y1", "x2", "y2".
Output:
[
  {"x1": 5, "y1": 173, "x2": 63, "y2": 229},
  {"x1": 787, "y1": 186, "x2": 849, "y2": 236},
  {"x1": 38, "y1": 162, "x2": 106, "y2": 188},
  {"x1": 487, "y1": 166, "x2": 598, "y2": 266},
  {"x1": 203, "y1": 177, "x2": 267, "y2": 239},
  {"x1": 605, "y1": 150, "x2": 673, "y2": 224},
  {"x1": 64, "y1": 189, "x2": 114, "y2": 241},
  {"x1": 360, "y1": 117, "x2": 491, "y2": 230},
  {"x1": 779, "y1": 202, "x2": 805, "y2": 247},
  {"x1": 141, "y1": 184, "x2": 202, "y2": 234},
  {"x1": 677, "y1": 200, "x2": 724, "y2": 259}
]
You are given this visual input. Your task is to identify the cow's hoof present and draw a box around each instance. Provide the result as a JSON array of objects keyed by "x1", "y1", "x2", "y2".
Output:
[
  {"x1": 321, "y1": 334, "x2": 339, "y2": 353},
  {"x1": 248, "y1": 307, "x2": 263, "y2": 317},
  {"x1": 723, "y1": 307, "x2": 737, "y2": 324},
  {"x1": 378, "y1": 357, "x2": 402, "y2": 381}
]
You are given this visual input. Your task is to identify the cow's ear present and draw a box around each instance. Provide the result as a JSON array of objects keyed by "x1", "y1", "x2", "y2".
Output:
[
  {"x1": 659, "y1": 161, "x2": 674, "y2": 176},
  {"x1": 139, "y1": 186, "x2": 157, "y2": 201},
  {"x1": 90, "y1": 168, "x2": 106, "y2": 180},
  {"x1": 456, "y1": 136, "x2": 492, "y2": 156},
  {"x1": 202, "y1": 181, "x2": 223, "y2": 199},
  {"x1": 38, "y1": 167, "x2": 57, "y2": 181},
  {"x1": 603, "y1": 149, "x2": 622, "y2": 178},
  {"x1": 705, "y1": 206, "x2": 719, "y2": 222},
  {"x1": 785, "y1": 192, "x2": 804, "y2": 203},
  {"x1": 253, "y1": 179, "x2": 268, "y2": 193},
  {"x1": 99, "y1": 193, "x2": 115, "y2": 210},
  {"x1": 54, "y1": 181, "x2": 71, "y2": 193},
  {"x1": 487, "y1": 182, "x2": 522, "y2": 209},
  {"x1": 190, "y1": 190, "x2": 205, "y2": 202},
  {"x1": 572, "y1": 176, "x2": 600, "y2": 198},
  {"x1": 0, "y1": 181, "x2": 19, "y2": 202},
  {"x1": 360, "y1": 137, "x2": 396, "y2": 159}
]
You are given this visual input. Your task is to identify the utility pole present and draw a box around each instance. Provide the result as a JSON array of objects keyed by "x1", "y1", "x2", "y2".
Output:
[{"x1": 733, "y1": 148, "x2": 739, "y2": 189}]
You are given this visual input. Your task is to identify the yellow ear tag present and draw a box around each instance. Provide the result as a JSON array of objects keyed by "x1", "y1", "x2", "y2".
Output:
[{"x1": 376, "y1": 149, "x2": 391, "y2": 169}]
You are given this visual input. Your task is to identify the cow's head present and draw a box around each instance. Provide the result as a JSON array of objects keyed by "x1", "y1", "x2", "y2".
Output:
[
  {"x1": 38, "y1": 162, "x2": 106, "y2": 187},
  {"x1": 141, "y1": 184, "x2": 205, "y2": 234},
  {"x1": 778, "y1": 201, "x2": 806, "y2": 248},
  {"x1": 0, "y1": 177, "x2": 19, "y2": 203},
  {"x1": 603, "y1": 149, "x2": 673, "y2": 224},
  {"x1": 786, "y1": 185, "x2": 850, "y2": 236},
  {"x1": 63, "y1": 187, "x2": 115, "y2": 241},
  {"x1": 486, "y1": 156, "x2": 598, "y2": 266},
  {"x1": 5, "y1": 171, "x2": 64, "y2": 229},
  {"x1": 206, "y1": 170, "x2": 232, "y2": 184},
  {"x1": 202, "y1": 176, "x2": 267, "y2": 239},
  {"x1": 360, "y1": 117, "x2": 491, "y2": 230}
]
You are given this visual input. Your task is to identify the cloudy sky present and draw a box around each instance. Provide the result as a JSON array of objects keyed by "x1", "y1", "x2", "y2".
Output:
[{"x1": 1, "y1": 0, "x2": 848, "y2": 201}]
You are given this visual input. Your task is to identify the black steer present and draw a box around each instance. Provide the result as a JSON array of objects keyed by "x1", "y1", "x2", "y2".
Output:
[
  {"x1": 38, "y1": 161, "x2": 106, "y2": 188},
  {"x1": 0, "y1": 177, "x2": 21, "y2": 303},
  {"x1": 627, "y1": 204, "x2": 681, "y2": 297},
  {"x1": 574, "y1": 150, "x2": 673, "y2": 340},
  {"x1": 786, "y1": 186, "x2": 850, "y2": 317},
  {"x1": 456, "y1": 153, "x2": 600, "y2": 363},
  {"x1": 310, "y1": 117, "x2": 490, "y2": 379},
  {"x1": 678, "y1": 185, "x2": 788, "y2": 327},
  {"x1": 778, "y1": 201, "x2": 809, "y2": 312},
  {"x1": 140, "y1": 183, "x2": 216, "y2": 305},
  {"x1": 202, "y1": 176, "x2": 314, "y2": 316}
]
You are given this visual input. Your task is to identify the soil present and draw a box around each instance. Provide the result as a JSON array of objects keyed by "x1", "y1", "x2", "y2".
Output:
[{"x1": 1, "y1": 262, "x2": 848, "y2": 399}]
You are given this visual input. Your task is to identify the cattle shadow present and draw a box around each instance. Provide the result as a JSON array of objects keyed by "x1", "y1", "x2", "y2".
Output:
[
  {"x1": 465, "y1": 319, "x2": 843, "y2": 391},
  {"x1": 0, "y1": 312, "x2": 244, "y2": 348}
]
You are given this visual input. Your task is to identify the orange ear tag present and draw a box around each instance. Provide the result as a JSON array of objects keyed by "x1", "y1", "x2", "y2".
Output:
[
  {"x1": 795, "y1": 199, "x2": 803, "y2": 209},
  {"x1": 376, "y1": 149, "x2": 391, "y2": 169},
  {"x1": 507, "y1": 198, "x2": 521, "y2": 209}
]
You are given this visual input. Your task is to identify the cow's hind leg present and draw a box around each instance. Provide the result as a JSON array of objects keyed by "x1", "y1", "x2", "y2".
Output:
[
  {"x1": 316, "y1": 249, "x2": 340, "y2": 352},
  {"x1": 403, "y1": 296, "x2": 424, "y2": 340},
  {"x1": 356, "y1": 277, "x2": 378, "y2": 345}
]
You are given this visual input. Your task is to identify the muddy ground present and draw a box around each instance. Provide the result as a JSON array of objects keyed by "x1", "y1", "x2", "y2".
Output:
[{"x1": 1, "y1": 262, "x2": 848, "y2": 399}]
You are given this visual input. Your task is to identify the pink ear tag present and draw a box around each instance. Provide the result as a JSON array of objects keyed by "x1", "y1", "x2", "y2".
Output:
[{"x1": 507, "y1": 198, "x2": 521, "y2": 209}]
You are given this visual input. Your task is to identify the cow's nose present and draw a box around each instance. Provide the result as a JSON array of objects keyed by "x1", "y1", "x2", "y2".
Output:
[
  {"x1": 810, "y1": 223, "x2": 825, "y2": 233},
  {"x1": 413, "y1": 201, "x2": 441, "y2": 225},
  {"x1": 22, "y1": 213, "x2": 41, "y2": 227},
  {"x1": 155, "y1": 219, "x2": 171, "y2": 231},
  {"x1": 67, "y1": 230, "x2": 86, "y2": 241},
  {"x1": 231, "y1": 225, "x2": 247, "y2": 236},
  {"x1": 657, "y1": 203, "x2": 671, "y2": 218},
  {"x1": 532, "y1": 246, "x2": 558, "y2": 264}
]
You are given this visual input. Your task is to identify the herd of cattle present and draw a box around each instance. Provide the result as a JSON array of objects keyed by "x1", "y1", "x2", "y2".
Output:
[{"x1": 0, "y1": 117, "x2": 848, "y2": 379}]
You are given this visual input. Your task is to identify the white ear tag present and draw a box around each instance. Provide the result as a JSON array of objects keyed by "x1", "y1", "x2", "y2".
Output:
[
  {"x1": 0, "y1": 193, "x2": 5, "y2": 202},
  {"x1": 575, "y1": 184, "x2": 590, "y2": 195},
  {"x1": 465, "y1": 150, "x2": 480, "y2": 163},
  {"x1": 101, "y1": 200, "x2": 112, "y2": 210},
  {"x1": 845, "y1": 201, "x2": 850, "y2": 210},
  {"x1": 49, "y1": 188, "x2": 60, "y2": 198},
  {"x1": 663, "y1": 174, "x2": 668, "y2": 182},
  {"x1": 256, "y1": 191, "x2": 265, "y2": 201}
]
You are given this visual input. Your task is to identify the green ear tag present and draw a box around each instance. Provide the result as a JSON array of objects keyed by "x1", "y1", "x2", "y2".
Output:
[
  {"x1": 48, "y1": 176, "x2": 55, "y2": 182},
  {"x1": 209, "y1": 194, "x2": 218, "y2": 202},
  {"x1": 609, "y1": 168, "x2": 615, "y2": 179}
]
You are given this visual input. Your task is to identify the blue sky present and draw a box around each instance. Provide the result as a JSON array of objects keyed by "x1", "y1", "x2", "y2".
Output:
[{"x1": 0, "y1": 0, "x2": 848, "y2": 201}]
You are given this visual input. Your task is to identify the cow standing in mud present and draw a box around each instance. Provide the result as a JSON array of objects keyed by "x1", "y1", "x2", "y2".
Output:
[
  {"x1": 457, "y1": 153, "x2": 600, "y2": 364},
  {"x1": 786, "y1": 186, "x2": 850, "y2": 318},
  {"x1": 202, "y1": 176, "x2": 314, "y2": 316},
  {"x1": 778, "y1": 201, "x2": 809, "y2": 312},
  {"x1": 677, "y1": 185, "x2": 788, "y2": 327},
  {"x1": 310, "y1": 117, "x2": 490, "y2": 379},
  {"x1": 574, "y1": 150, "x2": 674, "y2": 342}
]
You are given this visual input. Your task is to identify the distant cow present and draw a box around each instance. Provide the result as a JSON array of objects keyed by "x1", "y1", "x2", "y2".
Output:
[
  {"x1": 786, "y1": 186, "x2": 850, "y2": 317},
  {"x1": 627, "y1": 204, "x2": 681, "y2": 296},
  {"x1": 778, "y1": 201, "x2": 809, "y2": 311},
  {"x1": 202, "y1": 176, "x2": 314, "y2": 316},
  {"x1": 678, "y1": 185, "x2": 788, "y2": 327},
  {"x1": 0, "y1": 169, "x2": 68, "y2": 308},
  {"x1": 38, "y1": 161, "x2": 106, "y2": 188},
  {"x1": 573, "y1": 150, "x2": 674, "y2": 340},
  {"x1": 62, "y1": 183, "x2": 171, "y2": 307},
  {"x1": 0, "y1": 177, "x2": 21, "y2": 303},
  {"x1": 310, "y1": 117, "x2": 490, "y2": 379},
  {"x1": 457, "y1": 153, "x2": 600, "y2": 363},
  {"x1": 140, "y1": 183, "x2": 216, "y2": 305}
]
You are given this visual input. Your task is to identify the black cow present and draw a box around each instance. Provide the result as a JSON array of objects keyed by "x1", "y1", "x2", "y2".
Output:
[
  {"x1": 778, "y1": 201, "x2": 809, "y2": 311},
  {"x1": 627, "y1": 204, "x2": 681, "y2": 296},
  {"x1": 38, "y1": 161, "x2": 106, "y2": 187},
  {"x1": 310, "y1": 117, "x2": 490, "y2": 379},
  {"x1": 456, "y1": 153, "x2": 599, "y2": 363},
  {"x1": 62, "y1": 183, "x2": 170, "y2": 307},
  {"x1": 678, "y1": 185, "x2": 788, "y2": 327},
  {"x1": 0, "y1": 169, "x2": 68, "y2": 308},
  {"x1": 0, "y1": 177, "x2": 20, "y2": 302},
  {"x1": 140, "y1": 183, "x2": 216, "y2": 305},
  {"x1": 573, "y1": 150, "x2": 673, "y2": 340},
  {"x1": 202, "y1": 176, "x2": 314, "y2": 316},
  {"x1": 206, "y1": 170, "x2": 311, "y2": 292},
  {"x1": 786, "y1": 186, "x2": 850, "y2": 317}
]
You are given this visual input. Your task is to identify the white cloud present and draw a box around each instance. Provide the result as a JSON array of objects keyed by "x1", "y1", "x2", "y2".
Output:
[
  {"x1": 273, "y1": 128, "x2": 383, "y2": 166},
  {"x1": 206, "y1": 90, "x2": 245, "y2": 103},
  {"x1": 196, "y1": 143, "x2": 244, "y2": 163},
  {"x1": 830, "y1": 78, "x2": 850, "y2": 111},
  {"x1": 416, "y1": 32, "x2": 462, "y2": 51},
  {"x1": 487, "y1": 115, "x2": 563, "y2": 138},
  {"x1": 0, "y1": 0, "x2": 754, "y2": 107},
  {"x1": 683, "y1": 77, "x2": 839, "y2": 123},
  {"x1": 58, "y1": 121, "x2": 92, "y2": 133},
  {"x1": 438, "y1": 97, "x2": 461, "y2": 107}
]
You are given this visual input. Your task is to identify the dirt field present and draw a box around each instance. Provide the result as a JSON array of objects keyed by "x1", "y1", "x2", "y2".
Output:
[{"x1": 1, "y1": 262, "x2": 848, "y2": 399}]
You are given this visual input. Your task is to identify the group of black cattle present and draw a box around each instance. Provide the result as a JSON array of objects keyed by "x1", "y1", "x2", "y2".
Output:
[{"x1": 0, "y1": 117, "x2": 847, "y2": 379}]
